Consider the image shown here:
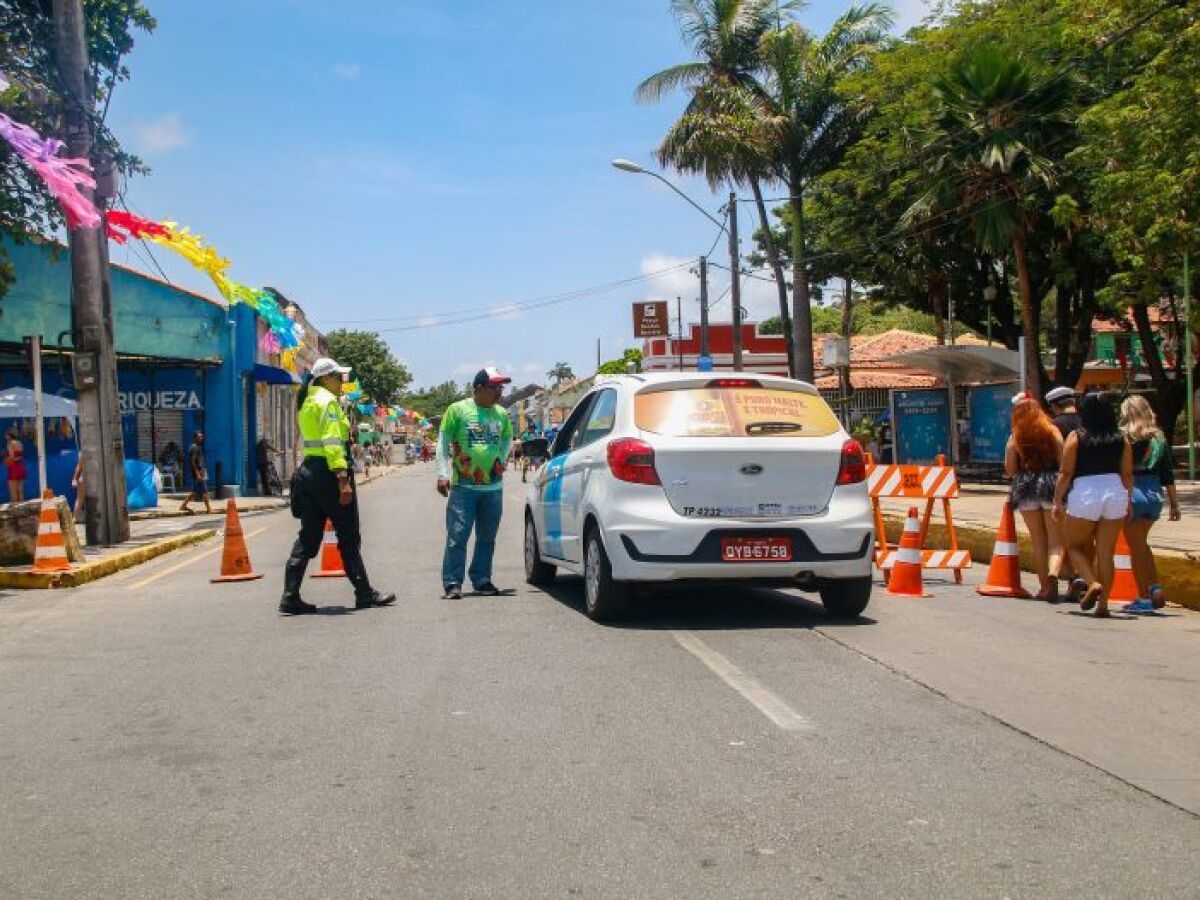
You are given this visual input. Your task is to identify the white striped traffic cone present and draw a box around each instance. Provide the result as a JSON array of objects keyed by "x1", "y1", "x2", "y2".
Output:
[
  {"x1": 977, "y1": 501, "x2": 1030, "y2": 598},
  {"x1": 32, "y1": 490, "x2": 70, "y2": 573},
  {"x1": 311, "y1": 519, "x2": 346, "y2": 578},
  {"x1": 886, "y1": 507, "x2": 929, "y2": 597}
]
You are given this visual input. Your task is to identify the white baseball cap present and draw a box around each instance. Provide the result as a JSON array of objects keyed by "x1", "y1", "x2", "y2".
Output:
[{"x1": 311, "y1": 357, "x2": 351, "y2": 379}]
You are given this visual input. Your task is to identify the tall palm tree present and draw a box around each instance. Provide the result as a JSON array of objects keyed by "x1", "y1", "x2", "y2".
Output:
[
  {"x1": 638, "y1": 0, "x2": 803, "y2": 374},
  {"x1": 757, "y1": 4, "x2": 894, "y2": 383},
  {"x1": 547, "y1": 362, "x2": 574, "y2": 385},
  {"x1": 902, "y1": 46, "x2": 1071, "y2": 398}
]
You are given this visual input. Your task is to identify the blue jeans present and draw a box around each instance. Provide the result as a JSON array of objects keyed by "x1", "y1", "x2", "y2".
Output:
[{"x1": 442, "y1": 486, "x2": 504, "y2": 589}]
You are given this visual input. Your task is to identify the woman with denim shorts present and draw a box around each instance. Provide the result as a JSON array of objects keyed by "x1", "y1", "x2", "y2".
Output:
[
  {"x1": 1119, "y1": 395, "x2": 1181, "y2": 612},
  {"x1": 1004, "y1": 395, "x2": 1065, "y2": 601},
  {"x1": 1052, "y1": 393, "x2": 1132, "y2": 618}
]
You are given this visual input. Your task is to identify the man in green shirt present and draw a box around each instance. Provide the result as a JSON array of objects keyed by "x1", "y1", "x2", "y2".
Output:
[{"x1": 437, "y1": 367, "x2": 514, "y2": 598}]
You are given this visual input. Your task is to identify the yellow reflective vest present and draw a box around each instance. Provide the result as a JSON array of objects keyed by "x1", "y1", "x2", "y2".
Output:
[{"x1": 298, "y1": 384, "x2": 350, "y2": 471}]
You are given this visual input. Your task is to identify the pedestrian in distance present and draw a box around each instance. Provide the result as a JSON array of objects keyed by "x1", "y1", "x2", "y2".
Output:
[
  {"x1": 1004, "y1": 394, "x2": 1065, "y2": 601},
  {"x1": 1045, "y1": 386, "x2": 1082, "y2": 440},
  {"x1": 71, "y1": 450, "x2": 85, "y2": 521},
  {"x1": 5, "y1": 427, "x2": 26, "y2": 503},
  {"x1": 179, "y1": 431, "x2": 213, "y2": 515},
  {"x1": 280, "y1": 357, "x2": 395, "y2": 616},
  {"x1": 437, "y1": 367, "x2": 514, "y2": 599},
  {"x1": 1052, "y1": 393, "x2": 1133, "y2": 618},
  {"x1": 256, "y1": 434, "x2": 282, "y2": 497},
  {"x1": 1119, "y1": 395, "x2": 1182, "y2": 613}
]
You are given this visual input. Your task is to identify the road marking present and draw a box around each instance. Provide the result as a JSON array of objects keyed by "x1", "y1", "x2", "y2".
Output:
[
  {"x1": 670, "y1": 630, "x2": 814, "y2": 733},
  {"x1": 130, "y1": 527, "x2": 268, "y2": 588}
]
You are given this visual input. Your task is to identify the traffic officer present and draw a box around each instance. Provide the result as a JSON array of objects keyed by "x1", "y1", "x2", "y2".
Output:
[{"x1": 280, "y1": 356, "x2": 395, "y2": 615}]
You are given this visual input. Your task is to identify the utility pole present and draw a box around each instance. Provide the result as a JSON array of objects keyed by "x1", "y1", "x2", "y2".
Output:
[
  {"x1": 676, "y1": 296, "x2": 684, "y2": 371},
  {"x1": 52, "y1": 0, "x2": 128, "y2": 543},
  {"x1": 698, "y1": 256, "x2": 711, "y2": 360},
  {"x1": 728, "y1": 192, "x2": 743, "y2": 372}
]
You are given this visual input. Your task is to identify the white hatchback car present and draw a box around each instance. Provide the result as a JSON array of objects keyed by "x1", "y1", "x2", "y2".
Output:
[{"x1": 524, "y1": 373, "x2": 875, "y2": 621}]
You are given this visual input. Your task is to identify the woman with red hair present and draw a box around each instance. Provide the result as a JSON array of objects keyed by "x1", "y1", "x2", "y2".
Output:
[{"x1": 1004, "y1": 395, "x2": 1065, "y2": 601}]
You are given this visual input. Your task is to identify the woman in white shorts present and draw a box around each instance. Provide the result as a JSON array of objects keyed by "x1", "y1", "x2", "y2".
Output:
[{"x1": 1052, "y1": 393, "x2": 1132, "y2": 617}]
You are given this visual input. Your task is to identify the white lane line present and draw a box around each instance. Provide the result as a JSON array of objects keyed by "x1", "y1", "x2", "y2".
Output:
[
  {"x1": 130, "y1": 527, "x2": 268, "y2": 589},
  {"x1": 670, "y1": 630, "x2": 814, "y2": 733}
]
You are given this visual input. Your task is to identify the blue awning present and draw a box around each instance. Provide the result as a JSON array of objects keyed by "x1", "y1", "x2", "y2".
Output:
[{"x1": 253, "y1": 363, "x2": 299, "y2": 386}]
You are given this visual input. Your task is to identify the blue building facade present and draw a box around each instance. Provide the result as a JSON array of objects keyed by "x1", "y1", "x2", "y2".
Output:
[{"x1": 0, "y1": 237, "x2": 290, "y2": 503}]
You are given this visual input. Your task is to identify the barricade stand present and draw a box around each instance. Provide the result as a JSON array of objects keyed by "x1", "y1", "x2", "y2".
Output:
[{"x1": 866, "y1": 453, "x2": 971, "y2": 586}]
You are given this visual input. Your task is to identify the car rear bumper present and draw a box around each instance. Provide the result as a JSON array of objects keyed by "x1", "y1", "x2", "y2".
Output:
[{"x1": 600, "y1": 486, "x2": 874, "y2": 582}]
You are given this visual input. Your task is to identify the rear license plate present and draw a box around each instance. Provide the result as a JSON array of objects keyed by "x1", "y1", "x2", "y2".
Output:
[{"x1": 720, "y1": 537, "x2": 793, "y2": 562}]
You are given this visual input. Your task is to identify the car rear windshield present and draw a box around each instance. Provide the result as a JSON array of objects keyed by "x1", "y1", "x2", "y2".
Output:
[{"x1": 634, "y1": 385, "x2": 841, "y2": 438}]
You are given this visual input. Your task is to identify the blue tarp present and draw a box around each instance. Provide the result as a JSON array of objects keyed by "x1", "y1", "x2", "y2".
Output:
[{"x1": 124, "y1": 459, "x2": 158, "y2": 510}]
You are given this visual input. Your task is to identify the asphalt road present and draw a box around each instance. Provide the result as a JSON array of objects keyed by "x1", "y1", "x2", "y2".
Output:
[{"x1": 2, "y1": 465, "x2": 1199, "y2": 899}]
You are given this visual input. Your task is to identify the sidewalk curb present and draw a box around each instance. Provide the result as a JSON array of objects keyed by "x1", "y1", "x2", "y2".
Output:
[
  {"x1": 880, "y1": 515, "x2": 1200, "y2": 611},
  {"x1": 130, "y1": 501, "x2": 290, "y2": 521},
  {"x1": 0, "y1": 528, "x2": 217, "y2": 590}
]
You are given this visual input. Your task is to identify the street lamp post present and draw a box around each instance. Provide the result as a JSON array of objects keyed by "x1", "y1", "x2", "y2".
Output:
[
  {"x1": 612, "y1": 159, "x2": 730, "y2": 370},
  {"x1": 983, "y1": 283, "x2": 998, "y2": 347}
]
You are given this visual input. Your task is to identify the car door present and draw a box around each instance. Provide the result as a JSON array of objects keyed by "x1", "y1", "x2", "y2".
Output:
[
  {"x1": 537, "y1": 395, "x2": 596, "y2": 561},
  {"x1": 556, "y1": 389, "x2": 618, "y2": 563}
]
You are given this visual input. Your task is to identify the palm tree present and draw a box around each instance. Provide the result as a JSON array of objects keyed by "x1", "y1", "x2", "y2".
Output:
[
  {"x1": 757, "y1": 4, "x2": 894, "y2": 383},
  {"x1": 902, "y1": 46, "x2": 1071, "y2": 398},
  {"x1": 547, "y1": 362, "x2": 574, "y2": 385},
  {"x1": 638, "y1": 0, "x2": 803, "y2": 375}
]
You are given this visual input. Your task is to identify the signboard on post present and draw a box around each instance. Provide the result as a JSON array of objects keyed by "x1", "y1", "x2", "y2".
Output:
[
  {"x1": 891, "y1": 388, "x2": 951, "y2": 464},
  {"x1": 968, "y1": 383, "x2": 1015, "y2": 462},
  {"x1": 632, "y1": 302, "x2": 670, "y2": 338}
]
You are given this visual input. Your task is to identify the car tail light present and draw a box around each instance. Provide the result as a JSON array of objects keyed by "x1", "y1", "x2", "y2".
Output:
[
  {"x1": 707, "y1": 378, "x2": 761, "y2": 388},
  {"x1": 836, "y1": 439, "x2": 867, "y2": 485},
  {"x1": 607, "y1": 438, "x2": 661, "y2": 485}
]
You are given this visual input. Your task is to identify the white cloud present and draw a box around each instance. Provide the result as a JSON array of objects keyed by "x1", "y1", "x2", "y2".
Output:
[
  {"x1": 134, "y1": 112, "x2": 188, "y2": 154},
  {"x1": 418, "y1": 314, "x2": 441, "y2": 328},
  {"x1": 893, "y1": 0, "x2": 933, "y2": 31},
  {"x1": 332, "y1": 62, "x2": 362, "y2": 80},
  {"x1": 488, "y1": 303, "x2": 523, "y2": 321},
  {"x1": 454, "y1": 359, "x2": 515, "y2": 376}
]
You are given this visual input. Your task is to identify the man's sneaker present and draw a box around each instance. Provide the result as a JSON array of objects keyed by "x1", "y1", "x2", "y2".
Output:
[
  {"x1": 279, "y1": 597, "x2": 318, "y2": 616},
  {"x1": 443, "y1": 584, "x2": 462, "y2": 600},
  {"x1": 473, "y1": 582, "x2": 502, "y2": 596},
  {"x1": 1123, "y1": 599, "x2": 1157, "y2": 615},
  {"x1": 356, "y1": 590, "x2": 396, "y2": 609}
]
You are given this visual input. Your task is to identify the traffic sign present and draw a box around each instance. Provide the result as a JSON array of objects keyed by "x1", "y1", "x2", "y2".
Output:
[{"x1": 632, "y1": 302, "x2": 669, "y2": 338}]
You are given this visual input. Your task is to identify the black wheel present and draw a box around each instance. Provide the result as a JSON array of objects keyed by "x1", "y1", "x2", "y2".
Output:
[
  {"x1": 583, "y1": 526, "x2": 628, "y2": 622},
  {"x1": 524, "y1": 514, "x2": 556, "y2": 586},
  {"x1": 817, "y1": 576, "x2": 872, "y2": 619}
]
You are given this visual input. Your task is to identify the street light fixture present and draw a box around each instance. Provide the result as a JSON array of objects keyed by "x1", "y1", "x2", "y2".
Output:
[
  {"x1": 983, "y1": 283, "x2": 998, "y2": 347},
  {"x1": 611, "y1": 158, "x2": 739, "y2": 369}
]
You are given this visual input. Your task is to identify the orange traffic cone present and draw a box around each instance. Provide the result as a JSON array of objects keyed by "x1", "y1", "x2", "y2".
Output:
[
  {"x1": 311, "y1": 519, "x2": 346, "y2": 578},
  {"x1": 32, "y1": 490, "x2": 70, "y2": 573},
  {"x1": 1109, "y1": 529, "x2": 1138, "y2": 603},
  {"x1": 211, "y1": 499, "x2": 263, "y2": 583},
  {"x1": 887, "y1": 507, "x2": 930, "y2": 597},
  {"x1": 977, "y1": 501, "x2": 1031, "y2": 598}
]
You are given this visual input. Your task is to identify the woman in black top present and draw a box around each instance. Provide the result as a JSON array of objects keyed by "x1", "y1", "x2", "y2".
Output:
[{"x1": 1052, "y1": 393, "x2": 1132, "y2": 617}]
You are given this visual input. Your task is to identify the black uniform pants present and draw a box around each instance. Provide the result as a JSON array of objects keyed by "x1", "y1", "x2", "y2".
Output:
[{"x1": 283, "y1": 456, "x2": 372, "y2": 600}]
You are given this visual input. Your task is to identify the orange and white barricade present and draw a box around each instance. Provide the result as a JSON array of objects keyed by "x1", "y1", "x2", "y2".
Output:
[{"x1": 867, "y1": 454, "x2": 971, "y2": 585}]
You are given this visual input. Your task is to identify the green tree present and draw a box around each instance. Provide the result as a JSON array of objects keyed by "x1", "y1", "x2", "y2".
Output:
[
  {"x1": 401, "y1": 380, "x2": 468, "y2": 418},
  {"x1": 324, "y1": 330, "x2": 412, "y2": 405},
  {"x1": 638, "y1": 0, "x2": 803, "y2": 373},
  {"x1": 903, "y1": 45, "x2": 1071, "y2": 398},
  {"x1": 0, "y1": 1, "x2": 156, "y2": 294},
  {"x1": 597, "y1": 348, "x2": 643, "y2": 375},
  {"x1": 547, "y1": 362, "x2": 574, "y2": 384},
  {"x1": 756, "y1": 5, "x2": 894, "y2": 383}
]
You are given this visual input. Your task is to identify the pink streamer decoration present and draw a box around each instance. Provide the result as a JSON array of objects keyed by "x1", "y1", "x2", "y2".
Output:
[
  {"x1": 0, "y1": 112, "x2": 100, "y2": 229},
  {"x1": 259, "y1": 331, "x2": 282, "y2": 355}
]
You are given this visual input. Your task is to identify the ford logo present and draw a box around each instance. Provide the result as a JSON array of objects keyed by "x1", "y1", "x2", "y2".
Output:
[{"x1": 739, "y1": 464, "x2": 764, "y2": 476}]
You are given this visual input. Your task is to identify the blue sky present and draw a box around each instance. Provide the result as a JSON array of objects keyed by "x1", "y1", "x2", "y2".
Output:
[{"x1": 108, "y1": 0, "x2": 927, "y2": 390}]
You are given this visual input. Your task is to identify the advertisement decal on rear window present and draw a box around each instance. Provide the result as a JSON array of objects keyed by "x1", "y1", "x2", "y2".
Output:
[{"x1": 635, "y1": 387, "x2": 840, "y2": 438}]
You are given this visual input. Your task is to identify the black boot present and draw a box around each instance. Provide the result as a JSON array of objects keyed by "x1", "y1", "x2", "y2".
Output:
[
  {"x1": 356, "y1": 589, "x2": 396, "y2": 609},
  {"x1": 280, "y1": 597, "x2": 318, "y2": 615},
  {"x1": 281, "y1": 550, "x2": 316, "y2": 615}
]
